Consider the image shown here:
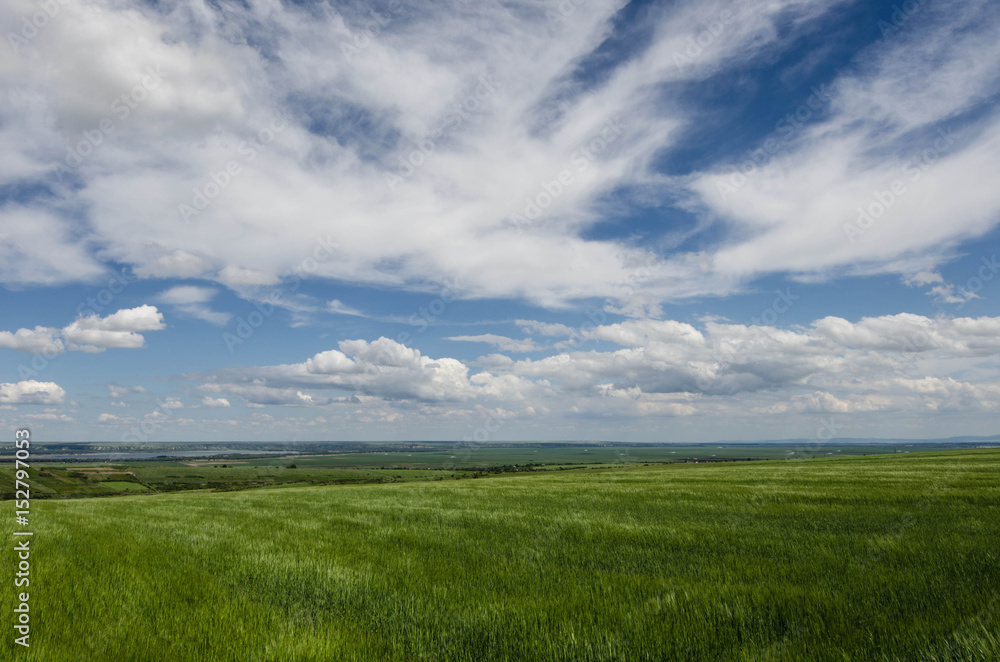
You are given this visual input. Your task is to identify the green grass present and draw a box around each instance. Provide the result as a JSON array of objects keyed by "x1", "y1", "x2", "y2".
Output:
[
  {"x1": 99, "y1": 481, "x2": 150, "y2": 492},
  {"x1": 0, "y1": 463, "x2": 453, "y2": 499},
  {"x1": 3, "y1": 450, "x2": 999, "y2": 660},
  {"x1": 229, "y1": 443, "x2": 897, "y2": 470}
]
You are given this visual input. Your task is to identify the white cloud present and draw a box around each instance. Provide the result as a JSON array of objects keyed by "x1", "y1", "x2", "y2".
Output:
[
  {"x1": 107, "y1": 385, "x2": 147, "y2": 398},
  {"x1": 217, "y1": 266, "x2": 280, "y2": 288},
  {"x1": 0, "y1": 327, "x2": 64, "y2": 354},
  {"x1": 903, "y1": 271, "x2": 944, "y2": 287},
  {"x1": 155, "y1": 286, "x2": 231, "y2": 325},
  {"x1": 516, "y1": 320, "x2": 577, "y2": 338},
  {"x1": 94, "y1": 305, "x2": 165, "y2": 331},
  {"x1": 926, "y1": 284, "x2": 979, "y2": 306},
  {"x1": 134, "y1": 251, "x2": 213, "y2": 280},
  {"x1": 61, "y1": 305, "x2": 165, "y2": 351},
  {"x1": 22, "y1": 412, "x2": 74, "y2": 422},
  {"x1": 156, "y1": 286, "x2": 217, "y2": 305},
  {"x1": 201, "y1": 383, "x2": 331, "y2": 407},
  {"x1": 191, "y1": 314, "x2": 1000, "y2": 424},
  {"x1": 0, "y1": 381, "x2": 66, "y2": 405},
  {"x1": 201, "y1": 396, "x2": 230, "y2": 408},
  {"x1": 0, "y1": 208, "x2": 105, "y2": 285},
  {"x1": 447, "y1": 334, "x2": 540, "y2": 353},
  {"x1": 203, "y1": 337, "x2": 478, "y2": 404},
  {"x1": 0, "y1": 308, "x2": 164, "y2": 357},
  {"x1": 688, "y1": 2, "x2": 1000, "y2": 287},
  {"x1": 326, "y1": 300, "x2": 367, "y2": 317},
  {"x1": 474, "y1": 354, "x2": 515, "y2": 368},
  {"x1": 0, "y1": 0, "x2": 875, "y2": 308},
  {"x1": 174, "y1": 305, "x2": 231, "y2": 326}
]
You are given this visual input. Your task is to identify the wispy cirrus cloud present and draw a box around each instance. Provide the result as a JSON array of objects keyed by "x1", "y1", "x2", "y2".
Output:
[
  {"x1": 688, "y1": 1, "x2": 1000, "y2": 286},
  {"x1": 155, "y1": 286, "x2": 231, "y2": 325},
  {"x1": 446, "y1": 334, "x2": 541, "y2": 353},
  {"x1": 0, "y1": 0, "x2": 888, "y2": 310}
]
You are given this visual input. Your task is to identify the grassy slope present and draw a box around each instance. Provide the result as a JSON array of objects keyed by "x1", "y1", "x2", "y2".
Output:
[
  {"x1": 0, "y1": 464, "x2": 450, "y2": 498},
  {"x1": 2, "y1": 451, "x2": 999, "y2": 661}
]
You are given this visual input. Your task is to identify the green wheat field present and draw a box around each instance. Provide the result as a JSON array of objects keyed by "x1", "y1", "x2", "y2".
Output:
[{"x1": 3, "y1": 449, "x2": 999, "y2": 660}]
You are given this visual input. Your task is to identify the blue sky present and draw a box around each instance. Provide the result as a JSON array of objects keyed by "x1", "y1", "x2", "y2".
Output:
[{"x1": 2, "y1": 0, "x2": 999, "y2": 442}]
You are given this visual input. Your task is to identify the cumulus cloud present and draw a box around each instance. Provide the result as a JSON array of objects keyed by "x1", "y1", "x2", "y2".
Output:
[
  {"x1": 22, "y1": 412, "x2": 74, "y2": 422},
  {"x1": 201, "y1": 396, "x2": 230, "y2": 408},
  {"x1": 473, "y1": 354, "x2": 516, "y2": 368},
  {"x1": 61, "y1": 305, "x2": 166, "y2": 351},
  {"x1": 201, "y1": 383, "x2": 331, "y2": 407},
  {"x1": 0, "y1": 307, "x2": 165, "y2": 355},
  {"x1": 0, "y1": 381, "x2": 66, "y2": 405},
  {"x1": 201, "y1": 337, "x2": 480, "y2": 404},
  {"x1": 192, "y1": 314, "x2": 1000, "y2": 422},
  {"x1": 0, "y1": 327, "x2": 64, "y2": 354}
]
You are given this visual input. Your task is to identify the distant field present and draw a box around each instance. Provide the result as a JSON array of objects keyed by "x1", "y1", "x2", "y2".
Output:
[
  {"x1": 99, "y1": 481, "x2": 149, "y2": 492},
  {"x1": 2, "y1": 449, "x2": 998, "y2": 660},
  {"x1": 0, "y1": 463, "x2": 452, "y2": 499},
  {"x1": 3, "y1": 442, "x2": 990, "y2": 502}
]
